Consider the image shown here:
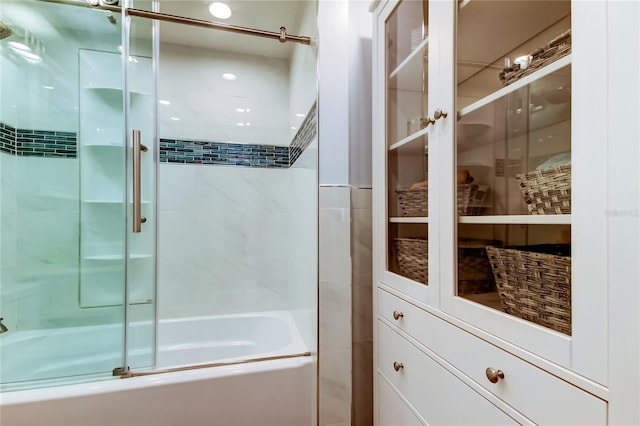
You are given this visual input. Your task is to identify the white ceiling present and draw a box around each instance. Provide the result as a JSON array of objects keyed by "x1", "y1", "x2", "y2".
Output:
[{"x1": 157, "y1": 0, "x2": 311, "y2": 59}]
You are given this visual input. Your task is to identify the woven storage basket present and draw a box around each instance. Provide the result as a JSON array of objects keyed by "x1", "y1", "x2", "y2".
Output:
[
  {"x1": 499, "y1": 29, "x2": 571, "y2": 86},
  {"x1": 394, "y1": 238, "x2": 428, "y2": 284},
  {"x1": 516, "y1": 164, "x2": 571, "y2": 215},
  {"x1": 395, "y1": 237, "x2": 498, "y2": 291},
  {"x1": 396, "y1": 184, "x2": 489, "y2": 217},
  {"x1": 486, "y1": 244, "x2": 571, "y2": 335},
  {"x1": 458, "y1": 239, "x2": 500, "y2": 294}
]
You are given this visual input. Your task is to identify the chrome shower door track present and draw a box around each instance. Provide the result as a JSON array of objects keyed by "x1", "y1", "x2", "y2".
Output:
[{"x1": 37, "y1": 0, "x2": 312, "y2": 45}]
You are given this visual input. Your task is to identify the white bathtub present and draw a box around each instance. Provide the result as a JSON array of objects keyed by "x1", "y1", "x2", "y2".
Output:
[{"x1": 0, "y1": 311, "x2": 316, "y2": 426}]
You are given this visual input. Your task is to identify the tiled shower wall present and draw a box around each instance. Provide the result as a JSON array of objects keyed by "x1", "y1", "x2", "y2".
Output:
[
  {"x1": 319, "y1": 186, "x2": 373, "y2": 426},
  {"x1": 351, "y1": 187, "x2": 373, "y2": 426},
  {"x1": 319, "y1": 185, "x2": 352, "y2": 426}
]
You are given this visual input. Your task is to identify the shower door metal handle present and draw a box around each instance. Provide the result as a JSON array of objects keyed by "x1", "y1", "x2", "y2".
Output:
[{"x1": 132, "y1": 130, "x2": 147, "y2": 233}]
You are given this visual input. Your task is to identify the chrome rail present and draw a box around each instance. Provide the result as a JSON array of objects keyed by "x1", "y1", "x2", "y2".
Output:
[{"x1": 132, "y1": 129, "x2": 147, "y2": 233}]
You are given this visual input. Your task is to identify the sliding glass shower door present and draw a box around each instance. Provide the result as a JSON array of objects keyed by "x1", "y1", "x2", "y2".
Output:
[{"x1": 0, "y1": 0, "x2": 156, "y2": 390}]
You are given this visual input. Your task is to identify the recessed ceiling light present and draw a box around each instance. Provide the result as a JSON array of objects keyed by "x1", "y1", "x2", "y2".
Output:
[
  {"x1": 209, "y1": 2, "x2": 231, "y2": 19},
  {"x1": 291, "y1": 126, "x2": 297, "y2": 130},
  {"x1": 246, "y1": 122, "x2": 251, "y2": 126},
  {"x1": 159, "y1": 100, "x2": 171, "y2": 105},
  {"x1": 236, "y1": 108, "x2": 245, "y2": 112},
  {"x1": 222, "y1": 73, "x2": 237, "y2": 81},
  {"x1": 236, "y1": 122, "x2": 245, "y2": 126},
  {"x1": 43, "y1": 85, "x2": 55, "y2": 90},
  {"x1": 296, "y1": 113, "x2": 305, "y2": 117},
  {"x1": 246, "y1": 108, "x2": 251, "y2": 112},
  {"x1": 170, "y1": 117, "x2": 180, "y2": 121}
]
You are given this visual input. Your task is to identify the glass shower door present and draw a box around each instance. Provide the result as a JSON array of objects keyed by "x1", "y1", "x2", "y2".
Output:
[
  {"x1": 122, "y1": 1, "x2": 156, "y2": 372},
  {"x1": 0, "y1": 0, "x2": 129, "y2": 390}
]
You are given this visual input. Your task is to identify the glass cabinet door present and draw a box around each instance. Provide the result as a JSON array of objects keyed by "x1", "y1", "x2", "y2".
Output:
[
  {"x1": 455, "y1": 0, "x2": 572, "y2": 332},
  {"x1": 379, "y1": 0, "x2": 431, "y2": 301}
]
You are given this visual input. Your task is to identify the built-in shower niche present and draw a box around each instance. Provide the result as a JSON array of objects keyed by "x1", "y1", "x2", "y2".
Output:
[{"x1": 78, "y1": 49, "x2": 153, "y2": 308}]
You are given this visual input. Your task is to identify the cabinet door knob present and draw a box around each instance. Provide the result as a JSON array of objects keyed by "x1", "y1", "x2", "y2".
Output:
[
  {"x1": 433, "y1": 109, "x2": 448, "y2": 120},
  {"x1": 393, "y1": 362, "x2": 404, "y2": 371},
  {"x1": 485, "y1": 367, "x2": 505, "y2": 383},
  {"x1": 392, "y1": 311, "x2": 404, "y2": 320}
]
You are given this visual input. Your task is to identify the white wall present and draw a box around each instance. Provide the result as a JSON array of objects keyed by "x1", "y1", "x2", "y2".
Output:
[
  {"x1": 289, "y1": 0, "x2": 319, "y2": 133},
  {"x1": 348, "y1": 0, "x2": 373, "y2": 188},
  {"x1": 317, "y1": 0, "x2": 372, "y2": 187},
  {"x1": 159, "y1": 43, "x2": 290, "y2": 145},
  {"x1": 318, "y1": 0, "x2": 350, "y2": 185}
]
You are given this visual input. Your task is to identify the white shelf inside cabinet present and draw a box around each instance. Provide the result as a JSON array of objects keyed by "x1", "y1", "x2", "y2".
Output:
[
  {"x1": 459, "y1": 55, "x2": 572, "y2": 118},
  {"x1": 389, "y1": 37, "x2": 429, "y2": 91},
  {"x1": 458, "y1": 214, "x2": 571, "y2": 224},
  {"x1": 390, "y1": 217, "x2": 429, "y2": 223},
  {"x1": 390, "y1": 128, "x2": 428, "y2": 152}
]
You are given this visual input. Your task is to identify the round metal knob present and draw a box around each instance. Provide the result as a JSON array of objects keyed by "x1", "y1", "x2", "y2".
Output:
[
  {"x1": 433, "y1": 109, "x2": 448, "y2": 120},
  {"x1": 393, "y1": 362, "x2": 404, "y2": 371},
  {"x1": 485, "y1": 367, "x2": 505, "y2": 383},
  {"x1": 392, "y1": 311, "x2": 404, "y2": 320}
]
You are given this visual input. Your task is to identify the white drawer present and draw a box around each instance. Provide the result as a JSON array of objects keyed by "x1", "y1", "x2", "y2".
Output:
[
  {"x1": 378, "y1": 374, "x2": 425, "y2": 426},
  {"x1": 378, "y1": 320, "x2": 518, "y2": 425},
  {"x1": 378, "y1": 288, "x2": 608, "y2": 425}
]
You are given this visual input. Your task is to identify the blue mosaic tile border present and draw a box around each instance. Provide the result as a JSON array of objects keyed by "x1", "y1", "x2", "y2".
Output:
[
  {"x1": 160, "y1": 101, "x2": 317, "y2": 169},
  {"x1": 0, "y1": 122, "x2": 77, "y2": 158},
  {"x1": 0, "y1": 122, "x2": 16, "y2": 155},
  {"x1": 160, "y1": 139, "x2": 290, "y2": 168},
  {"x1": 1, "y1": 101, "x2": 316, "y2": 166},
  {"x1": 290, "y1": 102, "x2": 317, "y2": 165}
]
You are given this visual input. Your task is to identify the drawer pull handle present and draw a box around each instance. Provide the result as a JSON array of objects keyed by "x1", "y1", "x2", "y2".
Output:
[
  {"x1": 485, "y1": 367, "x2": 505, "y2": 383},
  {"x1": 392, "y1": 311, "x2": 404, "y2": 320},
  {"x1": 393, "y1": 362, "x2": 404, "y2": 372}
]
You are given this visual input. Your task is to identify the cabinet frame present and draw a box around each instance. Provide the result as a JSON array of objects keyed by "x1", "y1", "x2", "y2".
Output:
[{"x1": 373, "y1": 0, "x2": 613, "y2": 409}]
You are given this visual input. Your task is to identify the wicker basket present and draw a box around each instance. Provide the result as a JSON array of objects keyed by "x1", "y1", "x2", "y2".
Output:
[
  {"x1": 486, "y1": 244, "x2": 571, "y2": 335},
  {"x1": 516, "y1": 164, "x2": 571, "y2": 215},
  {"x1": 458, "y1": 239, "x2": 500, "y2": 294},
  {"x1": 395, "y1": 237, "x2": 497, "y2": 292},
  {"x1": 394, "y1": 238, "x2": 428, "y2": 284},
  {"x1": 396, "y1": 184, "x2": 489, "y2": 217},
  {"x1": 499, "y1": 29, "x2": 571, "y2": 86}
]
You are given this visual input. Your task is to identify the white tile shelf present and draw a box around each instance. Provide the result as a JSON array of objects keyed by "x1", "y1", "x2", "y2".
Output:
[{"x1": 390, "y1": 214, "x2": 571, "y2": 224}]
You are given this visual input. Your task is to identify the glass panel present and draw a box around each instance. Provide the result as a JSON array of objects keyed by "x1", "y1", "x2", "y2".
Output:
[
  {"x1": 386, "y1": 0, "x2": 429, "y2": 284},
  {"x1": 0, "y1": 0, "x2": 126, "y2": 390},
  {"x1": 152, "y1": 0, "x2": 318, "y2": 368},
  {"x1": 456, "y1": 0, "x2": 572, "y2": 334},
  {"x1": 124, "y1": 1, "x2": 156, "y2": 371}
]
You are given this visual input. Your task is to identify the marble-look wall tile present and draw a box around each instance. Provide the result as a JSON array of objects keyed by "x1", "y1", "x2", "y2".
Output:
[
  {"x1": 350, "y1": 187, "x2": 373, "y2": 426},
  {"x1": 319, "y1": 207, "x2": 351, "y2": 282},
  {"x1": 352, "y1": 339, "x2": 373, "y2": 426},
  {"x1": 350, "y1": 187, "x2": 372, "y2": 210},
  {"x1": 352, "y1": 273, "x2": 373, "y2": 343},
  {"x1": 320, "y1": 280, "x2": 352, "y2": 353},
  {"x1": 157, "y1": 164, "x2": 294, "y2": 319},
  {"x1": 319, "y1": 185, "x2": 352, "y2": 426},
  {"x1": 319, "y1": 185, "x2": 351, "y2": 209},
  {"x1": 319, "y1": 350, "x2": 352, "y2": 426}
]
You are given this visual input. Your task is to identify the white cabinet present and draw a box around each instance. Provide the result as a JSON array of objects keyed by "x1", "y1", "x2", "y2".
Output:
[{"x1": 371, "y1": 0, "x2": 639, "y2": 424}]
